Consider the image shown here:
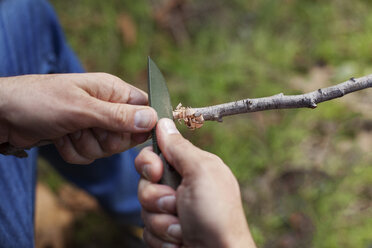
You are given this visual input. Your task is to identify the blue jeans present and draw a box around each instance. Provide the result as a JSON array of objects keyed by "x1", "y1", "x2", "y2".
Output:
[{"x1": 0, "y1": 0, "x2": 142, "y2": 247}]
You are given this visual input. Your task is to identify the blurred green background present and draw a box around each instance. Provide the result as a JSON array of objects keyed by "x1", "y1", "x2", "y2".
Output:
[{"x1": 40, "y1": 0, "x2": 372, "y2": 247}]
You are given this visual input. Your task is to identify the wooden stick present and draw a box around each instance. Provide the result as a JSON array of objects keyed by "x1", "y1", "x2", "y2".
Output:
[{"x1": 188, "y1": 74, "x2": 372, "y2": 122}]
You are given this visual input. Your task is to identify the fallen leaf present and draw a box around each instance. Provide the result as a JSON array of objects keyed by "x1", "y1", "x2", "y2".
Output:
[
  {"x1": 152, "y1": 0, "x2": 190, "y2": 45},
  {"x1": 35, "y1": 183, "x2": 73, "y2": 248},
  {"x1": 117, "y1": 12, "x2": 137, "y2": 46},
  {"x1": 58, "y1": 184, "x2": 98, "y2": 212}
]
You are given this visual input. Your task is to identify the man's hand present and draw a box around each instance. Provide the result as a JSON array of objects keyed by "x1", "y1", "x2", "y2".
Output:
[
  {"x1": 0, "y1": 73, "x2": 157, "y2": 164},
  {"x1": 135, "y1": 118, "x2": 256, "y2": 248}
]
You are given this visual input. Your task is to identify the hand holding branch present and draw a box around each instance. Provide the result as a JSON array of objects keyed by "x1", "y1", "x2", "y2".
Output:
[{"x1": 0, "y1": 73, "x2": 157, "y2": 163}]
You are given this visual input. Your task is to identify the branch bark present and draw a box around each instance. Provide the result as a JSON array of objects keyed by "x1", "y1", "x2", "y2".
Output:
[{"x1": 190, "y1": 74, "x2": 372, "y2": 122}]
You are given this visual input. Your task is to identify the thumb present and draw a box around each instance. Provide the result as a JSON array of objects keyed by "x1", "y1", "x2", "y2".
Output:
[
  {"x1": 156, "y1": 118, "x2": 204, "y2": 177},
  {"x1": 92, "y1": 100, "x2": 158, "y2": 133}
]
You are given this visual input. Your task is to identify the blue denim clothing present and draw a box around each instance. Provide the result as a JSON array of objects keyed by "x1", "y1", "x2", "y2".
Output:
[{"x1": 0, "y1": 0, "x2": 141, "y2": 247}]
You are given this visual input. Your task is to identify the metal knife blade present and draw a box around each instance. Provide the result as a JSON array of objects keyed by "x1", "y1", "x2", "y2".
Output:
[{"x1": 148, "y1": 57, "x2": 182, "y2": 190}]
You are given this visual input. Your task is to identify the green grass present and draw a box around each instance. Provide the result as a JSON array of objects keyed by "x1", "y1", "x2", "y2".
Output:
[{"x1": 48, "y1": 0, "x2": 372, "y2": 246}]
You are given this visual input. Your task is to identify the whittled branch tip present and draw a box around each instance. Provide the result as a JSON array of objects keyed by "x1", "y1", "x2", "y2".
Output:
[
  {"x1": 173, "y1": 74, "x2": 372, "y2": 128},
  {"x1": 173, "y1": 103, "x2": 204, "y2": 129}
]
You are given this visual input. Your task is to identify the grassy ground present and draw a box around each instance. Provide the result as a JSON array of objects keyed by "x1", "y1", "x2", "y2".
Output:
[{"x1": 43, "y1": 0, "x2": 372, "y2": 247}]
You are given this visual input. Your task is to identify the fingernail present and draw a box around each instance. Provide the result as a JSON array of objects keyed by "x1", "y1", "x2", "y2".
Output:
[
  {"x1": 134, "y1": 109, "x2": 155, "y2": 129},
  {"x1": 72, "y1": 130, "x2": 82, "y2": 140},
  {"x1": 167, "y1": 224, "x2": 182, "y2": 240},
  {"x1": 142, "y1": 164, "x2": 151, "y2": 180},
  {"x1": 56, "y1": 137, "x2": 64, "y2": 147},
  {"x1": 162, "y1": 243, "x2": 179, "y2": 248},
  {"x1": 157, "y1": 195, "x2": 176, "y2": 213},
  {"x1": 160, "y1": 119, "x2": 179, "y2": 134}
]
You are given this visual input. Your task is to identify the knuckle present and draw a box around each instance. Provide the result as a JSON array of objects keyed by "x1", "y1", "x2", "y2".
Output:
[
  {"x1": 104, "y1": 133, "x2": 130, "y2": 154},
  {"x1": 135, "y1": 149, "x2": 148, "y2": 167},
  {"x1": 134, "y1": 153, "x2": 143, "y2": 167},
  {"x1": 142, "y1": 229, "x2": 151, "y2": 245},
  {"x1": 78, "y1": 159, "x2": 94, "y2": 165},
  {"x1": 147, "y1": 215, "x2": 162, "y2": 234},
  {"x1": 104, "y1": 73, "x2": 126, "y2": 89},
  {"x1": 79, "y1": 148, "x2": 95, "y2": 159},
  {"x1": 139, "y1": 184, "x2": 157, "y2": 205},
  {"x1": 112, "y1": 105, "x2": 128, "y2": 128},
  {"x1": 58, "y1": 145, "x2": 92, "y2": 165},
  {"x1": 62, "y1": 152, "x2": 80, "y2": 164},
  {"x1": 60, "y1": 151, "x2": 76, "y2": 164},
  {"x1": 71, "y1": 134, "x2": 100, "y2": 159},
  {"x1": 106, "y1": 138, "x2": 120, "y2": 153},
  {"x1": 139, "y1": 148, "x2": 155, "y2": 162},
  {"x1": 204, "y1": 152, "x2": 223, "y2": 164},
  {"x1": 98, "y1": 73, "x2": 130, "y2": 102}
]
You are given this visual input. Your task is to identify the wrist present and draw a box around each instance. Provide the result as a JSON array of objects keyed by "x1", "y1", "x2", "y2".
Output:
[
  {"x1": 221, "y1": 211, "x2": 256, "y2": 248},
  {"x1": 0, "y1": 78, "x2": 11, "y2": 143}
]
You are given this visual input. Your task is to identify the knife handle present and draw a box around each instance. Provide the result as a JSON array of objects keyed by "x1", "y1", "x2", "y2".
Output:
[
  {"x1": 159, "y1": 153, "x2": 182, "y2": 190},
  {"x1": 151, "y1": 124, "x2": 182, "y2": 190}
]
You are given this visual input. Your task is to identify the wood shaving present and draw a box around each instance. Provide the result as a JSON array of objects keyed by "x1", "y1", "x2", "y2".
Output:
[{"x1": 173, "y1": 103, "x2": 204, "y2": 130}]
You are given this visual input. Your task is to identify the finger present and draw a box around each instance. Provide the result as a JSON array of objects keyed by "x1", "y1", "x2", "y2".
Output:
[
  {"x1": 156, "y1": 118, "x2": 206, "y2": 177},
  {"x1": 143, "y1": 228, "x2": 180, "y2": 248},
  {"x1": 142, "y1": 210, "x2": 182, "y2": 244},
  {"x1": 54, "y1": 135, "x2": 94, "y2": 164},
  {"x1": 74, "y1": 73, "x2": 148, "y2": 105},
  {"x1": 138, "y1": 179, "x2": 176, "y2": 214},
  {"x1": 130, "y1": 132, "x2": 151, "y2": 147},
  {"x1": 92, "y1": 101, "x2": 157, "y2": 133},
  {"x1": 92, "y1": 128, "x2": 129, "y2": 155},
  {"x1": 135, "y1": 147, "x2": 163, "y2": 182},
  {"x1": 127, "y1": 85, "x2": 148, "y2": 105},
  {"x1": 69, "y1": 129, "x2": 105, "y2": 159},
  {"x1": 92, "y1": 128, "x2": 150, "y2": 155},
  {"x1": 64, "y1": 74, "x2": 157, "y2": 133}
]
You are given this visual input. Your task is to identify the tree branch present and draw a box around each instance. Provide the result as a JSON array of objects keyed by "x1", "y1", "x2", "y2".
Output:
[{"x1": 189, "y1": 74, "x2": 372, "y2": 122}]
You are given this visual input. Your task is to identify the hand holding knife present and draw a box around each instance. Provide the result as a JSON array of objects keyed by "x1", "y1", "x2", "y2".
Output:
[{"x1": 147, "y1": 57, "x2": 182, "y2": 190}]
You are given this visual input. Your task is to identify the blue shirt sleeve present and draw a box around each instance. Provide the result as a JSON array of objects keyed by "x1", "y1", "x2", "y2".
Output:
[{"x1": 0, "y1": 0, "x2": 142, "y2": 227}]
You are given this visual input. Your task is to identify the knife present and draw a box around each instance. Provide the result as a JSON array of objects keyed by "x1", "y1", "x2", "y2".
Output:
[{"x1": 147, "y1": 57, "x2": 182, "y2": 190}]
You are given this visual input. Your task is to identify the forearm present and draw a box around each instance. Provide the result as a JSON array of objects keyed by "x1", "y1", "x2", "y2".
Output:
[
  {"x1": 0, "y1": 77, "x2": 7, "y2": 120},
  {"x1": 229, "y1": 228, "x2": 256, "y2": 248}
]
